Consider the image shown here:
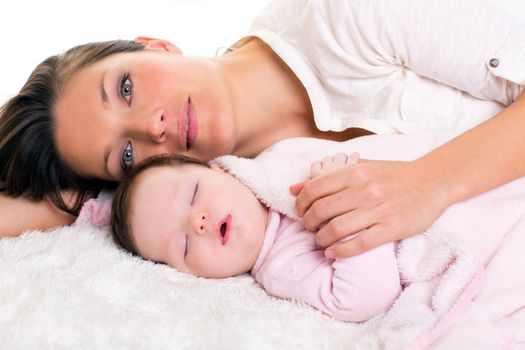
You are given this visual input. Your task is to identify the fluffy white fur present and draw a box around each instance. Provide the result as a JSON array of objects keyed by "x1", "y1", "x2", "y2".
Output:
[{"x1": 0, "y1": 221, "x2": 382, "y2": 349}]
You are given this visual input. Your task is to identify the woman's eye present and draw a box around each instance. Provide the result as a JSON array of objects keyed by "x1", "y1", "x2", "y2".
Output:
[
  {"x1": 120, "y1": 74, "x2": 133, "y2": 104},
  {"x1": 191, "y1": 183, "x2": 198, "y2": 204},
  {"x1": 121, "y1": 142, "x2": 133, "y2": 171}
]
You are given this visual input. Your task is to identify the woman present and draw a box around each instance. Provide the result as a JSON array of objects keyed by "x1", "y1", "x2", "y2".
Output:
[{"x1": 1, "y1": 0, "x2": 524, "y2": 258}]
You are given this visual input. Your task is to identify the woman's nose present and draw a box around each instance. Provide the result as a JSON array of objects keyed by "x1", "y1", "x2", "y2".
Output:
[
  {"x1": 190, "y1": 212, "x2": 208, "y2": 235},
  {"x1": 129, "y1": 108, "x2": 167, "y2": 143}
]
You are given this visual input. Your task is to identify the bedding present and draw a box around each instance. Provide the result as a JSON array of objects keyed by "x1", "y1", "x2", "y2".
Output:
[
  {"x1": 2, "y1": 130, "x2": 525, "y2": 349},
  {"x1": 214, "y1": 130, "x2": 525, "y2": 348},
  {"x1": 0, "y1": 220, "x2": 380, "y2": 349}
]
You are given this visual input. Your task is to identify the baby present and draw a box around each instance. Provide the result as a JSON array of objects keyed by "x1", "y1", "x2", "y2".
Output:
[{"x1": 110, "y1": 153, "x2": 401, "y2": 322}]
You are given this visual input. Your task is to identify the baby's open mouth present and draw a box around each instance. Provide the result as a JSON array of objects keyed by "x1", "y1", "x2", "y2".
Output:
[{"x1": 216, "y1": 215, "x2": 231, "y2": 245}]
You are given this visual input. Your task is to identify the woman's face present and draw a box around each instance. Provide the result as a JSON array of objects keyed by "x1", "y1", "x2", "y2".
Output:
[{"x1": 53, "y1": 48, "x2": 236, "y2": 181}]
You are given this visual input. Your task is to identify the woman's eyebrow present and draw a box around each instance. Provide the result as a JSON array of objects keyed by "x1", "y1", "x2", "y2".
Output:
[
  {"x1": 104, "y1": 146, "x2": 113, "y2": 179},
  {"x1": 100, "y1": 70, "x2": 115, "y2": 179},
  {"x1": 100, "y1": 70, "x2": 108, "y2": 110}
]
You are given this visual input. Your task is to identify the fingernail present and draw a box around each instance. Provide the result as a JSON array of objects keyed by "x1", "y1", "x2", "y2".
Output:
[{"x1": 324, "y1": 249, "x2": 335, "y2": 259}]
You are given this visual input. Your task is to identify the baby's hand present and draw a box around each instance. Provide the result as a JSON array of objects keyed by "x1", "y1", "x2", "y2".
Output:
[
  {"x1": 309, "y1": 153, "x2": 360, "y2": 179},
  {"x1": 289, "y1": 153, "x2": 359, "y2": 195}
]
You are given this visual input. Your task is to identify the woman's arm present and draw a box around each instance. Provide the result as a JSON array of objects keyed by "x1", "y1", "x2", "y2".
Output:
[
  {"x1": 292, "y1": 0, "x2": 525, "y2": 258},
  {"x1": 295, "y1": 91, "x2": 525, "y2": 258},
  {"x1": 0, "y1": 193, "x2": 75, "y2": 237}
]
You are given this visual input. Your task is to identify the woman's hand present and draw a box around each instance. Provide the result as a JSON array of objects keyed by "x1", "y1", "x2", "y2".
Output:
[{"x1": 291, "y1": 159, "x2": 449, "y2": 258}]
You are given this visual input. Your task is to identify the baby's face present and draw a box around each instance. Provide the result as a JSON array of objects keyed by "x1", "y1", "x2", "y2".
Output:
[{"x1": 129, "y1": 163, "x2": 268, "y2": 278}]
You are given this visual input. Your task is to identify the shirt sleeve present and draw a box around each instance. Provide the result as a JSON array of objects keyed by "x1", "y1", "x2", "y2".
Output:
[
  {"x1": 344, "y1": 0, "x2": 525, "y2": 105},
  {"x1": 254, "y1": 227, "x2": 401, "y2": 322}
]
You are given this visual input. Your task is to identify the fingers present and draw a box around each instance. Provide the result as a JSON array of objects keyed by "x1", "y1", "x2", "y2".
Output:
[
  {"x1": 289, "y1": 182, "x2": 305, "y2": 196},
  {"x1": 347, "y1": 152, "x2": 360, "y2": 166},
  {"x1": 295, "y1": 170, "x2": 351, "y2": 217},
  {"x1": 302, "y1": 186, "x2": 359, "y2": 231},
  {"x1": 333, "y1": 153, "x2": 349, "y2": 168},
  {"x1": 323, "y1": 225, "x2": 392, "y2": 258},
  {"x1": 312, "y1": 206, "x2": 373, "y2": 246},
  {"x1": 297, "y1": 158, "x2": 439, "y2": 259},
  {"x1": 299, "y1": 153, "x2": 362, "y2": 217},
  {"x1": 310, "y1": 161, "x2": 322, "y2": 178},
  {"x1": 310, "y1": 153, "x2": 358, "y2": 179}
]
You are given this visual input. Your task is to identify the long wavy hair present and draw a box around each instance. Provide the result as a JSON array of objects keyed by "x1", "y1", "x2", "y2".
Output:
[{"x1": 0, "y1": 40, "x2": 145, "y2": 215}]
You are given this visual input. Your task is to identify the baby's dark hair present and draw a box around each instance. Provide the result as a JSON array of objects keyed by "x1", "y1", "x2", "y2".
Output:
[{"x1": 110, "y1": 154, "x2": 209, "y2": 256}]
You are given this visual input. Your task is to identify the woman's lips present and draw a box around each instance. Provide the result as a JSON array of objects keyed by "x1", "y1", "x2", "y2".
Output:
[
  {"x1": 179, "y1": 99, "x2": 189, "y2": 151},
  {"x1": 216, "y1": 215, "x2": 232, "y2": 245},
  {"x1": 186, "y1": 98, "x2": 198, "y2": 150},
  {"x1": 179, "y1": 97, "x2": 199, "y2": 152}
]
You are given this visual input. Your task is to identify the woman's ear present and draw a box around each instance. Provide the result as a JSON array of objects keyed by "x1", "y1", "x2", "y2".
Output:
[{"x1": 134, "y1": 36, "x2": 182, "y2": 54}]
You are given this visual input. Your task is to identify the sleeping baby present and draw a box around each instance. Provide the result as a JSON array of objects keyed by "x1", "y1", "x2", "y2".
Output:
[{"x1": 110, "y1": 153, "x2": 401, "y2": 322}]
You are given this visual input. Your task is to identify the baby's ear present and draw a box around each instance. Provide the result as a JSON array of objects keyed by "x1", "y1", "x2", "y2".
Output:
[{"x1": 134, "y1": 36, "x2": 182, "y2": 54}]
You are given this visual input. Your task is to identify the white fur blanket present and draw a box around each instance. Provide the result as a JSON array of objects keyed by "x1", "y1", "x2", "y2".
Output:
[
  {"x1": 0, "y1": 222, "x2": 382, "y2": 349},
  {"x1": 2, "y1": 131, "x2": 525, "y2": 349}
]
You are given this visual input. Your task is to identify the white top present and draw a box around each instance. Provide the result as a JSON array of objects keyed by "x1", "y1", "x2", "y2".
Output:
[{"x1": 247, "y1": 0, "x2": 525, "y2": 134}]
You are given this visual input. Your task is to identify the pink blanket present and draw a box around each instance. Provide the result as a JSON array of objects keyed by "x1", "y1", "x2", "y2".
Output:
[{"x1": 214, "y1": 131, "x2": 525, "y2": 349}]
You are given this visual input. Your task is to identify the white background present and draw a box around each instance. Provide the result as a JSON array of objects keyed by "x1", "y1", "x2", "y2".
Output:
[
  {"x1": 0, "y1": 0, "x2": 271, "y2": 103},
  {"x1": 1, "y1": 0, "x2": 524, "y2": 105}
]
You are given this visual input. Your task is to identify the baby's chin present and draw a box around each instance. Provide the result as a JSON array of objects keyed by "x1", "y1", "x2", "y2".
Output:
[
  {"x1": 203, "y1": 266, "x2": 252, "y2": 279},
  {"x1": 164, "y1": 263, "x2": 243, "y2": 278},
  {"x1": 190, "y1": 262, "x2": 254, "y2": 279}
]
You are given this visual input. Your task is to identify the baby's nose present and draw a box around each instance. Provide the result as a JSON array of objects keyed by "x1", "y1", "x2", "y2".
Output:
[{"x1": 191, "y1": 212, "x2": 208, "y2": 235}]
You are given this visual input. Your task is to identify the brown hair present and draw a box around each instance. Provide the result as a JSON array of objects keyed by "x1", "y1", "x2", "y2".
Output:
[
  {"x1": 111, "y1": 154, "x2": 209, "y2": 256},
  {"x1": 0, "y1": 40, "x2": 146, "y2": 215}
]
